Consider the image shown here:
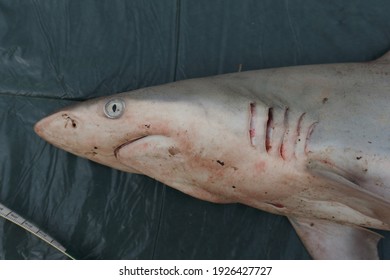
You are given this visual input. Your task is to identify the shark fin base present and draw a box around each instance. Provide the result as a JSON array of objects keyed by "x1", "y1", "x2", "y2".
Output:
[{"x1": 288, "y1": 216, "x2": 382, "y2": 259}]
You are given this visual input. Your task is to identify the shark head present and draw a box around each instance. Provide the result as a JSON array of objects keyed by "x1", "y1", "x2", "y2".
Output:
[
  {"x1": 34, "y1": 59, "x2": 390, "y2": 259},
  {"x1": 34, "y1": 78, "x2": 270, "y2": 203}
]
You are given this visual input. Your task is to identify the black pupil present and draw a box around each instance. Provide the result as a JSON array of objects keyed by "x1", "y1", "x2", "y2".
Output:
[{"x1": 112, "y1": 104, "x2": 117, "y2": 112}]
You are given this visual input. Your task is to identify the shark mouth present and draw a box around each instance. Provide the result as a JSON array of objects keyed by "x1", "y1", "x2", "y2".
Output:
[{"x1": 113, "y1": 136, "x2": 148, "y2": 158}]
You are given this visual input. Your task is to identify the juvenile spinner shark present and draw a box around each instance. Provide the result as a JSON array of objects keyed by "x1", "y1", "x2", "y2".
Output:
[{"x1": 34, "y1": 51, "x2": 390, "y2": 259}]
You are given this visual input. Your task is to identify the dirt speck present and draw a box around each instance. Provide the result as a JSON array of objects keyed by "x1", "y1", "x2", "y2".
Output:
[{"x1": 168, "y1": 146, "x2": 181, "y2": 156}]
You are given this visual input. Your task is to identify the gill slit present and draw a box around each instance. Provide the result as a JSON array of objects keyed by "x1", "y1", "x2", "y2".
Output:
[
  {"x1": 264, "y1": 107, "x2": 316, "y2": 160},
  {"x1": 265, "y1": 107, "x2": 273, "y2": 152}
]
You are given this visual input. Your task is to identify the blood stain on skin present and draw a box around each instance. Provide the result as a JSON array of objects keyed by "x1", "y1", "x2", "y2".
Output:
[
  {"x1": 269, "y1": 202, "x2": 284, "y2": 208},
  {"x1": 255, "y1": 161, "x2": 266, "y2": 172}
]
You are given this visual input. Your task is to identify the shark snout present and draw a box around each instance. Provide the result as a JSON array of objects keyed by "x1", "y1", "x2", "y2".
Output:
[
  {"x1": 34, "y1": 110, "x2": 81, "y2": 143},
  {"x1": 34, "y1": 117, "x2": 50, "y2": 140},
  {"x1": 34, "y1": 120, "x2": 41, "y2": 136}
]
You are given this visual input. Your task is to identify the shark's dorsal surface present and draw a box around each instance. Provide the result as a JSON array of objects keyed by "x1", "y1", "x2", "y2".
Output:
[{"x1": 34, "y1": 51, "x2": 390, "y2": 259}]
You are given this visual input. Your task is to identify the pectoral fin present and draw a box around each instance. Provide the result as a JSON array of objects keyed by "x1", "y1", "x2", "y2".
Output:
[
  {"x1": 306, "y1": 159, "x2": 390, "y2": 229},
  {"x1": 288, "y1": 216, "x2": 382, "y2": 259}
]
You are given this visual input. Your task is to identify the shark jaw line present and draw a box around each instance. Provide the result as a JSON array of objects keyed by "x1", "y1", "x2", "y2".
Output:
[{"x1": 114, "y1": 135, "x2": 149, "y2": 158}]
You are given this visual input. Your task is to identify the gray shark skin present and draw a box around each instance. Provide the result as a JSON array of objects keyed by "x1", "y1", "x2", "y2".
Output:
[{"x1": 34, "y1": 51, "x2": 390, "y2": 259}]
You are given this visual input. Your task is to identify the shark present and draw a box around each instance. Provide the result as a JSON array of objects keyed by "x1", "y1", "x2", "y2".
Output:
[{"x1": 34, "y1": 51, "x2": 390, "y2": 259}]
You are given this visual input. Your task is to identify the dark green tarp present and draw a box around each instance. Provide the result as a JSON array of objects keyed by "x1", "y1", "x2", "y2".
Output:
[{"x1": 0, "y1": 0, "x2": 389, "y2": 259}]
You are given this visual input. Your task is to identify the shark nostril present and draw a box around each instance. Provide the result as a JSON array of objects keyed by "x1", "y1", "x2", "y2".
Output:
[{"x1": 61, "y1": 113, "x2": 78, "y2": 129}]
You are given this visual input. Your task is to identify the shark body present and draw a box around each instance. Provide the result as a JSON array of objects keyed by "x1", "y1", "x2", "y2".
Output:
[{"x1": 34, "y1": 51, "x2": 390, "y2": 259}]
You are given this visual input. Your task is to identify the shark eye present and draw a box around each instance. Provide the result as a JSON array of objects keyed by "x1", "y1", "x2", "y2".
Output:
[{"x1": 104, "y1": 98, "x2": 125, "y2": 119}]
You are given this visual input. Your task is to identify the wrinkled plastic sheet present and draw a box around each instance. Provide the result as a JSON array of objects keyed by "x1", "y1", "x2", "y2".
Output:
[{"x1": 0, "y1": 0, "x2": 389, "y2": 259}]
